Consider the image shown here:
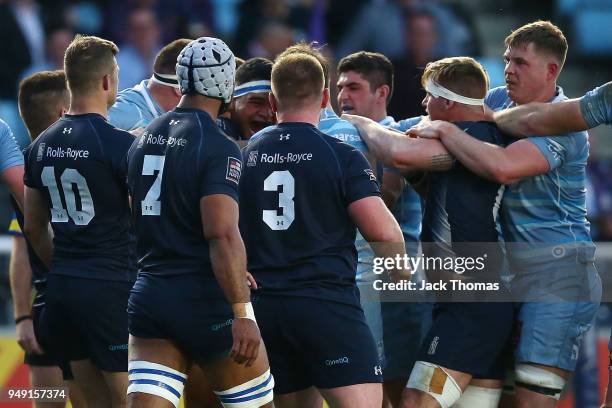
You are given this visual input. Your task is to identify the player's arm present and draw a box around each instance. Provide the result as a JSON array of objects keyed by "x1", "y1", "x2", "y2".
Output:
[
  {"x1": 23, "y1": 187, "x2": 53, "y2": 269},
  {"x1": 3, "y1": 165, "x2": 24, "y2": 210},
  {"x1": 494, "y1": 99, "x2": 588, "y2": 137},
  {"x1": 343, "y1": 113, "x2": 453, "y2": 173},
  {"x1": 349, "y1": 196, "x2": 408, "y2": 280},
  {"x1": 200, "y1": 194, "x2": 260, "y2": 366},
  {"x1": 9, "y1": 235, "x2": 43, "y2": 354},
  {"x1": 409, "y1": 120, "x2": 549, "y2": 184}
]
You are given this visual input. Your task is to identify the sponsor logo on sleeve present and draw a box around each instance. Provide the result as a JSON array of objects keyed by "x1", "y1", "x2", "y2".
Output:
[
  {"x1": 226, "y1": 157, "x2": 242, "y2": 184},
  {"x1": 37, "y1": 143, "x2": 46, "y2": 161},
  {"x1": 364, "y1": 169, "x2": 377, "y2": 181}
]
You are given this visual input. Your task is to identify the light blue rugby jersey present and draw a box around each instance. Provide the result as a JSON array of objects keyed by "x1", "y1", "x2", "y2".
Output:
[
  {"x1": 580, "y1": 82, "x2": 612, "y2": 128},
  {"x1": 108, "y1": 80, "x2": 164, "y2": 131},
  {"x1": 380, "y1": 116, "x2": 423, "y2": 253},
  {"x1": 0, "y1": 119, "x2": 24, "y2": 170},
  {"x1": 486, "y1": 86, "x2": 594, "y2": 266},
  {"x1": 319, "y1": 107, "x2": 377, "y2": 279}
]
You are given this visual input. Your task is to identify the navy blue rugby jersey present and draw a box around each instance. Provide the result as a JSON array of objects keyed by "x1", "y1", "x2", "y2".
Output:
[
  {"x1": 421, "y1": 121, "x2": 505, "y2": 270},
  {"x1": 23, "y1": 113, "x2": 136, "y2": 281},
  {"x1": 127, "y1": 107, "x2": 242, "y2": 276},
  {"x1": 239, "y1": 122, "x2": 380, "y2": 303}
]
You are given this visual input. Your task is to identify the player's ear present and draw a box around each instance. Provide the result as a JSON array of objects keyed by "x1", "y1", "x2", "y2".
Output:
[
  {"x1": 377, "y1": 85, "x2": 390, "y2": 103},
  {"x1": 444, "y1": 99, "x2": 455, "y2": 111},
  {"x1": 173, "y1": 87, "x2": 181, "y2": 98},
  {"x1": 269, "y1": 92, "x2": 278, "y2": 113},
  {"x1": 547, "y1": 61, "x2": 560, "y2": 81},
  {"x1": 102, "y1": 74, "x2": 110, "y2": 92},
  {"x1": 321, "y1": 88, "x2": 330, "y2": 108}
]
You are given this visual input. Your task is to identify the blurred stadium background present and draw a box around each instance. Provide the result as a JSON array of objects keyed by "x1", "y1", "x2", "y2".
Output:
[{"x1": 0, "y1": 0, "x2": 611, "y2": 406}]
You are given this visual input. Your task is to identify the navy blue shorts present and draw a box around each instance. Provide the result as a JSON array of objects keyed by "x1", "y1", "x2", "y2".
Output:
[
  {"x1": 128, "y1": 273, "x2": 234, "y2": 366},
  {"x1": 417, "y1": 301, "x2": 514, "y2": 380},
  {"x1": 39, "y1": 274, "x2": 131, "y2": 372},
  {"x1": 27, "y1": 297, "x2": 73, "y2": 380},
  {"x1": 253, "y1": 294, "x2": 382, "y2": 394}
]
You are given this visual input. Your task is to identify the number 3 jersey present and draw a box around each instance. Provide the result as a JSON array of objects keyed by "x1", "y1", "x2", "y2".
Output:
[
  {"x1": 23, "y1": 113, "x2": 136, "y2": 281},
  {"x1": 127, "y1": 108, "x2": 242, "y2": 277},
  {"x1": 239, "y1": 122, "x2": 381, "y2": 304}
]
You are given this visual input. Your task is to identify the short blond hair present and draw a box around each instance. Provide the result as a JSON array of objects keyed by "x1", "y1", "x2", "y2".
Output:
[
  {"x1": 421, "y1": 56, "x2": 489, "y2": 99},
  {"x1": 64, "y1": 35, "x2": 119, "y2": 94},
  {"x1": 271, "y1": 52, "x2": 324, "y2": 111}
]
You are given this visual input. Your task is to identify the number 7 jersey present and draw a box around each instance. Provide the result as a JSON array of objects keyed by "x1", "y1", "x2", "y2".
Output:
[
  {"x1": 23, "y1": 113, "x2": 136, "y2": 281},
  {"x1": 239, "y1": 122, "x2": 381, "y2": 303},
  {"x1": 127, "y1": 108, "x2": 242, "y2": 277}
]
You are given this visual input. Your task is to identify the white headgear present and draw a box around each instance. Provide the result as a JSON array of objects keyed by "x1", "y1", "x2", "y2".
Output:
[{"x1": 176, "y1": 37, "x2": 236, "y2": 103}]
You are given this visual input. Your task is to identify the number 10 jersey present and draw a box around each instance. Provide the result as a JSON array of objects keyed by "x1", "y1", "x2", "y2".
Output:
[
  {"x1": 24, "y1": 113, "x2": 136, "y2": 282},
  {"x1": 239, "y1": 122, "x2": 380, "y2": 304}
]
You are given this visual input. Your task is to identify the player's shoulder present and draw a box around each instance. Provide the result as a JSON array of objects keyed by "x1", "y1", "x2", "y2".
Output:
[
  {"x1": 485, "y1": 86, "x2": 510, "y2": 110},
  {"x1": 0, "y1": 118, "x2": 11, "y2": 135},
  {"x1": 455, "y1": 120, "x2": 503, "y2": 144}
]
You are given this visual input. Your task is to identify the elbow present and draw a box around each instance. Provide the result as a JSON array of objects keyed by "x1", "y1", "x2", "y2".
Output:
[
  {"x1": 518, "y1": 113, "x2": 539, "y2": 136},
  {"x1": 490, "y1": 163, "x2": 515, "y2": 185}
]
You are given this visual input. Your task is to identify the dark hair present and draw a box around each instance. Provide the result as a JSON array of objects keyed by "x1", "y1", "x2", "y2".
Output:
[
  {"x1": 153, "y1": 38, "x2": 192, "y2": 74},
  {"x1": 64, "y1": 35, "x2": 119, "y2": 93},
  {"x1": 18, "y1": 70, "x2": 69, "y2": 140},
  {"x1": 272, "y1": 53, "x2": 324, "y2": 111},
  {"x1": 505, "y1": 21, "x2": 568, "y2": 68},
  {"x1": 277, "y1": 42, "x2": 330, "y2": 88},
  {"x1": 337, "y1": 51, "x2": 394, "y2": 102},
  {"x1": 235, "y1": 57, "x2": 273, "y2": 86}
]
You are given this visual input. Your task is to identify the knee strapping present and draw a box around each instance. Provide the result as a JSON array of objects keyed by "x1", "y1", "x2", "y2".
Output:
[
  {"x1": 127, "y1": 360, "x2": 187, "y2": 408},
  {"x1": 514, "y1": 364, "x2": 566, "y2": 400},
  {"x1": 406, "y1": 361, "x2": 462, "y2": 408},
  {"x1": 453, "y1": 385, "x2": 502, "y2": 408},
  {"x1": 214, "y1": 369, "x2": 274, "y2": 408}
]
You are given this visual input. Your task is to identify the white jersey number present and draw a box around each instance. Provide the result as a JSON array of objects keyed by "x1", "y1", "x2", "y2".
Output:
[
  {"x1": 41, "y1": 166, "x2": 94, "y2": 225},
  {"x1": 141, "y1": 155, "x2": 165, "y2": 216},
  {"x1": 263, "y1": 170, "x2": 295, "y2": 230}
]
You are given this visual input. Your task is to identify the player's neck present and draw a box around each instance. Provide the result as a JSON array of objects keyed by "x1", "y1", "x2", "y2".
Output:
[
  {"x1": 148, "y1": 82, "x2": 179, "y2": 112},
  {"x1": 276, "y1": 110, "x2": 319, "y2": 126},
  {"x1": 177, "y1": 95, "x2": 221, "y2": 120},
  {"x1": 68, "y1": 95, "x2": 109, "y2": 118},
  {"x1": 370, "y1": 109, "x2": 387, "y2": 123},
  {"x1": 446, "y1": 106, "x2": 487, "y2": 122},
  {"x1": 519, "y1": 83, "x2": 557, "y2": 105}
]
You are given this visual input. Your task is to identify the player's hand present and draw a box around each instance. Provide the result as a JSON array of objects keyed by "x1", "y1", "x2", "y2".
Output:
[
  {"x1": 129, "y1": 127, "x2": 145, "y2": 137},
  {"x1": 390, "y1": 266, "x2": 412, "y2": 283},
  {"x1": 341, "y1": 113, "x2": 377, "y2": 131},
  {"x1": 483, "y1": 105, "x2": 494, "y2": 122},
  {"x1": 246, "y1": 271, "x2": 258, "y2": 290},
  {"x1": 407, "y1": 120, "x2": 451, "y2": 140},
  {"x1": 16, "y1": 319, "x2": 43, "y2": 355},
  {"x1": 230, "y1": 318, "x2": 261, "y2": 367}
]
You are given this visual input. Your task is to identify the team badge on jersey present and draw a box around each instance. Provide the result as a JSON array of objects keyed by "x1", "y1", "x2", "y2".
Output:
[
  {"x1": 226, "y1": 157, "x2": 242, "y2": 184},
  {"x1": 247, "y1": 151, "x2": 259, "y2": 167}
]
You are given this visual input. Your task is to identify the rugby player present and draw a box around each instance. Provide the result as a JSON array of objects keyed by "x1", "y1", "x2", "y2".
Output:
[
  {"x1": 240, "y1": 50, "x2": 405, "y2": 407},
  {"x1": 109, "y1": 39, "x2": 192, "y2": 131},
  {"x1": 407, "y1": 21, "x2": 601, "y2": 408},
  {"x1": 11, "y1": 70, "x2": 86, "y2": 408},
  {"x1": 23, "y1": 36, "x2": 135, "y2": 408},
  {"x1": 346, "y1": 56, "x2": 513, "y2": 408},
  {"x1": 492, "y1": 81, "x2": 612, "y2": 135},
  {"x1": 126, "y1": 37, "x2": 273, "y2": 408},
  {"x1": 216, "y1": 57, "x2": 275, "y2": 141},
  {"x1": 337, "y1": 51, "x2": 431, "y2": 407}
]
